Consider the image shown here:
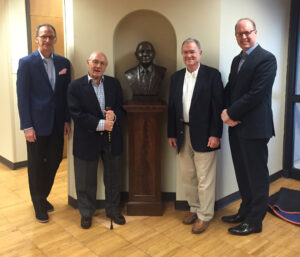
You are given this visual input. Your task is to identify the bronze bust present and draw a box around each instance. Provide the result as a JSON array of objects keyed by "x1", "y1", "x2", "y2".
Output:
[{"x1": 125, "y1": 41, "x2": 166, "y2": 100}]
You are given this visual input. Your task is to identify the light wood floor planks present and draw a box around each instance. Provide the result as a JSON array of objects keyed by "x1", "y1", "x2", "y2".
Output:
[{"x1": 0, "y1": 159, "x2": 299, "y2": 257}]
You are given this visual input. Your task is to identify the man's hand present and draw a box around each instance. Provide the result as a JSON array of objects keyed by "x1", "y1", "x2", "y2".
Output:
[
  {"x1": 207, "y1": 136, "x2": 220, "y2": 148},
  {"x1": 168, "y1": 138, "x2": 177, "y2": 148},
  {"x1": 221, "y1": 109, "x2": 241, "y2": 127},
  {"x1": 104, "y1": 110, "x2": 115, "y2": 121},
  {"x1": 64, "y1": 122, "x2": 71, "y2": 135},
  {"x1": 104, "y1": 120, "x2": 114, "y2": 131},
  {"x1": 24, "y1": 128, "x2": 36, "y2": 142}
]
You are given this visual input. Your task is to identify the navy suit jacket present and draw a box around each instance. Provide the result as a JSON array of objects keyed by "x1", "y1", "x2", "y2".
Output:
[
  {"x1": 167, "y1": 64, "x2": 223, "y2": 152},
  {"x1": 17, "y1": 50, "x2": 71, "y2": 136},
  {"x1": 224, "y1": 45, "x2": 277, "y2": 139},
  {"x1": 68, "y1": 75, "x2": 126, "y2": 161}
]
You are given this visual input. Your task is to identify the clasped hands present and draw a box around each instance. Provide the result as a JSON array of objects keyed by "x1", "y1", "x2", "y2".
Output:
[
  {"x1": 221, "y1": 109, "x2": 241, "y2": 127},
  {"x1": 104, "y1": 110, "x2": 115, "y2": 132}
]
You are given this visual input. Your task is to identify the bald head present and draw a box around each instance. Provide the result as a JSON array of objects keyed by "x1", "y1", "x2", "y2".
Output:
[{"x1": 87, "y1": 51, "x2": 108, "y2": 83}]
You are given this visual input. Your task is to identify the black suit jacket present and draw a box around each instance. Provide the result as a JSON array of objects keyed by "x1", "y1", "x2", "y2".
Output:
[
  {"x1": 167, "y1": 64, "x2": 223, "y2": 152},
  {"x1": 225, "y1": 45, "x2": 277, "y2": 139},
  {"x1": 68, "y1": 75, "x2": 126, "y2": 161}
]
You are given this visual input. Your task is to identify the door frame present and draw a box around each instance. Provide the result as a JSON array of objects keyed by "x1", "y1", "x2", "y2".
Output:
[{"x1": 283, "y1": 0, "x2": 300, "y2": 179}]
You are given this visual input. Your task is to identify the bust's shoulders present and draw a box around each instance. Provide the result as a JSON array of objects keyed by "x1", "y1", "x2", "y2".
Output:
[{"x1": 125, "y1": 65, "x2": 139, "y2": 75}]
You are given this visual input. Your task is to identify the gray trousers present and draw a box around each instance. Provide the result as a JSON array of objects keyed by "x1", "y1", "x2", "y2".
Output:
[{"x1": 74, "y1": 151, "x2": 121, "y2": 217}]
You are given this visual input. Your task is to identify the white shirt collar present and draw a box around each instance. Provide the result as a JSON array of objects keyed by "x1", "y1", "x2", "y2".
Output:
[{"x1": 185, "y1": 65, "x2": 200, "y2": 79}]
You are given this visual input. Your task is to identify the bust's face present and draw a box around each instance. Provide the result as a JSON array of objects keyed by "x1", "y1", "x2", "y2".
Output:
[{"x1": 135, "y1": 43, "x2": 155, "y2": 66}]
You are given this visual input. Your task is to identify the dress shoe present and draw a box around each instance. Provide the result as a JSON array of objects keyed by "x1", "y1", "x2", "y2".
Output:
[
  {"x1": 192, "y1": 219, "x2": 209, "y2": 234},
  {"x1": 228, "y1": 222, "x2": 262, "y2": 236},
  {"x1": 182, "y1": 212, "x2": 197, "y2": 225},
  {"x1": 45, "y1": 200, "x2": 54, "y2": 212},
  {"x1": 35, "y1": 211, "x2": 49, "y2": 223},
  {"x1": 81, "y1": 216, "x2": 92, "y2": 229},
  {"x1": 107, "y1": 213, "x2": 126, "y2": 225},
  {"x1": 221, "y1": 213, "x2": 245, "y2": 224}
]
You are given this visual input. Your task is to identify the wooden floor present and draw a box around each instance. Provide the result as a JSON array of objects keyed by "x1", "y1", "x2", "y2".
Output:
[{"x1": 0, "y1": 159, "x2": 300, "y2": 257}]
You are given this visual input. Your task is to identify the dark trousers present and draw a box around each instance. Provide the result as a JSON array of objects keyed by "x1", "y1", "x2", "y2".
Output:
[
  {"x1": 74, "y1": 151, "x2": 121, "y2": 217},
  {"x1": 229, "y1": 130, "x2": 270, "y2": 225},
  {"x1": 26, "y1": 130, "x2": 64, "y2": 213}
]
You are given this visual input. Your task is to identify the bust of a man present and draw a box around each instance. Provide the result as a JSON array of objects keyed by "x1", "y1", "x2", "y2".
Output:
[{"x1": 125, "y1": 41, "x2": 166, "y2": 99}]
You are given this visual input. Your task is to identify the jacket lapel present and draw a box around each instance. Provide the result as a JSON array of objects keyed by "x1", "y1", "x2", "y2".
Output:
[
  {"x1": 33, "y1": 51, "x2": 53, "y2": 91},
  {"x1": 177, "y1": 69, "x2": 185, "y2": 116},
  {"x1": 103, "y1": 77, "x2": 111, "y2": 109},
  {"x1": 190, "y1": 65, "x2": 205, "y2": 107},
  {"x1": 85, "y1": 76, "x2": 103, "y2": 116}
]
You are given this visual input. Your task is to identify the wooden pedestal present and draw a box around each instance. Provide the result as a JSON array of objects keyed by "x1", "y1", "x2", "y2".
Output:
[{"x1": 123, "y1": 101, "x2": 167, "y2": 216}]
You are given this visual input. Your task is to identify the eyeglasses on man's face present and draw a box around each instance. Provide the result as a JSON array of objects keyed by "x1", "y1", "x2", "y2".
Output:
[
  {"x1": 235, "y1": 29, "x2": 256, "y2": 38},
  {"x1": 38, "y1": 35, "x2": 56, "y2": 40}
]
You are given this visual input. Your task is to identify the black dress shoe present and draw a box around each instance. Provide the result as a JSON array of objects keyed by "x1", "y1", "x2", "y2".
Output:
[
  {"x1": 107, "y1": 213, "x2": 126, "y2": 225},
  {"x1": 221, "y1": 213, "x2": 245, "y2": 224},
  {"x1": 81, "y1": 216, "x2": 92, "y2": 229},
  {"x1": 45, "y1": 200, "x2": 54, "y2": 212},
  {"x1": 36, "y1": 211, "x2": 49, "y2": 223},
  {"x1": 228, "y1": 222, "x2": 262, "y2": 236}
]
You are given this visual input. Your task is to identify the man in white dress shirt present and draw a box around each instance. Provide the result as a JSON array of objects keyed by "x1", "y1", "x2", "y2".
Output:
[{"x1": 167, "y1": 38, "x2": 223, "y2": 234}]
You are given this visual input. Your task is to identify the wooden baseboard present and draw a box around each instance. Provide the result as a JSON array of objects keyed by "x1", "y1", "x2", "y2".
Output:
[{"x1": 0, "y1": 155, "x2": 27, "y2": 170}]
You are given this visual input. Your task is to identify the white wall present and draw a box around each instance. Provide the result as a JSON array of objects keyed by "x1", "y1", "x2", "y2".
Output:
[
  {"x1": 67, "y1": 0, "x2": 222, "y2": 201},
  {"x1": 217, "y1": 0, "x2": 290, "y2": 199},
  {"x1": 65, "y1": 0, "x2": 290, "y2": 202},
  {"x1": 0, "y1": 0, "x2": 290, "y2": 205},
  {"x1": 0, "y1": 0, "x2": 28, "y2": 164}
]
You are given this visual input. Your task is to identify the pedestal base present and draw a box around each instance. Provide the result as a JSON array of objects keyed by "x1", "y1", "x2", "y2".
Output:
[
  {"x1": 124, "y1": 101, "x2": 166, "y2": 216},
  {"x1": 127, "y1": 201, "x2": 163, "y2": 216}
]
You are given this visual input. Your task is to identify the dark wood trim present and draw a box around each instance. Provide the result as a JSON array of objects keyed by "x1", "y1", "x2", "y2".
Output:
[
  {"x1": 68, "y1": 192, "x2": 176, "y2": 210},
  {"x1": 25, "y1": 0, "x2": 32, "y2": 54},
  {"x1": 0, "y1": 155, "x2": 27, "y2": 170},
  {"x1": 283, "y1": 0, "x2": 300, "y2": 177},
  {"x1": 68, "y1": 170, "x2": 283, "y2": 212}
]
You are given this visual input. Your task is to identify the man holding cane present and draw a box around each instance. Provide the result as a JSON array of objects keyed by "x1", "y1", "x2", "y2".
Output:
[{"x1": 68, "y1": 51, "x2": 126, "y2": 229}]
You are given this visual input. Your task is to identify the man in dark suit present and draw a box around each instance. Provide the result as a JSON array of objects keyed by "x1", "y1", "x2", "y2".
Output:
[
  {"x1": 68, "y1": 51, "x2": 126, "y2": 229},
  {"x1": 168, "y1": 38, "x2": 223, "y2": 234},
  {"x1": 125, "y1": 41, "x2": 166, "y2": 98},
  {"x1": 221, "y1": 18, "x2": 277, "y2": 235},
  {"x1": 17, "y1": 24, "x2": 71, "y2": 223}
]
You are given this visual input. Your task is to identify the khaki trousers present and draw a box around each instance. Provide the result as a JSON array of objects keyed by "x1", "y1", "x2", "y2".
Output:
[{"x1": 179, "y1": 127, "x2": 217, "y2": 221}]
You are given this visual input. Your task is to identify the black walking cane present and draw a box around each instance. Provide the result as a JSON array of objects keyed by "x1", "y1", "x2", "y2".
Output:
[{"x1": 106, "y1": 106, "x2": 114, "y2": 230}]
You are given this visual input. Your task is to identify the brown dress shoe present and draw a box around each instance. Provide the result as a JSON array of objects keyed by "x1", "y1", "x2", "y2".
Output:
[
  {"x1": 192, "y1": 219, "x2": 209, "y2": 234},
  {"x1": 183, "y1": 212, "x2": 197, "y2": 224}
]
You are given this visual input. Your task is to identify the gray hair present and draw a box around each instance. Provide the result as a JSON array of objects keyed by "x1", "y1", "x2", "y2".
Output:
[
  {"x1": 35, "y1": 24, "x2": 57, "y2": 38},
  {"x1": 181, "y1": 38, "x2": 201, "y2": 51},
  {"x1": 235, "y1": 18, "x2": 256, "y2": 32}
]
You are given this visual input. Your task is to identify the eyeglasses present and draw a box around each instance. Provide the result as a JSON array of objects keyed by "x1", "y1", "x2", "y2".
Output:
[
  {"x1": 235, "y1": 29, "x2": 256, "y2": 38},
  {"x1": 38, "y1": 35, "x2": 56, "y2": 40}
]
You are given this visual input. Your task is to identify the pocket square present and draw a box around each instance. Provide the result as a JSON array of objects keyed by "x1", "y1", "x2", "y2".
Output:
[{"x1": 59, "y1": 68, "x2": 67, "y2": 75}]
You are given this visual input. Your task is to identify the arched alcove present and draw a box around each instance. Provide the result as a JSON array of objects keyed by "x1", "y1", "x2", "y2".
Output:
[
  {"x1": 113, "y1": 10, "x2": 177, "y2": 193},
  {"x1": 113, "y1": 9, "x2": 177, "y2": 102}
]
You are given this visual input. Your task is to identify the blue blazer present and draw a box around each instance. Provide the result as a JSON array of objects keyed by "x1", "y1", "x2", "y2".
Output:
[
  {"x1": 17, "y1": 50, "x2": 71, "y2": 136},
  {"x1": 224, "y1": 45, "x2": 277, "y2": 139},
  {"x1": 167, "y1": 64, "x2": 224, "y2": 152},
  {"x1": 68, "y1": 75, "x2": 126, "y2": 161}
]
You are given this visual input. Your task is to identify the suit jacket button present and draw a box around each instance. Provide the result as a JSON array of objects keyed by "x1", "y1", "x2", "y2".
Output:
[{"x1": 180, "y1": 131, "x2": 184, "y2": 134}]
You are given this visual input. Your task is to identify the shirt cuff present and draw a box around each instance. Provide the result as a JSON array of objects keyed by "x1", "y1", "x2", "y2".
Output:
[
  {"x1": 24, "y1": 127, "x2": 33, "y2": 131},
  {"x1": 96, "y1": 119, "x2": 105, "y2": 131}
]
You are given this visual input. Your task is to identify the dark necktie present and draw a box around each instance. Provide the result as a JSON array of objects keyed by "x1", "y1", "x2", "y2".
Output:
[{"x1": 237, "y1": 52, "x2": 247, "y2": 73}]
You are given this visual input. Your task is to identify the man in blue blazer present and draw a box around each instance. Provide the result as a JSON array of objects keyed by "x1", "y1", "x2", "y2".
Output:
[
  {"x1": 68, "y1": 51, "x2": 126, "y2": 229},
  {"x1": 168, "y1": 38, "x2": 223, "y2": 234},
  {"x1": 17, "y1": 24, "x2": 71, "y2": 222},
  {"x1": 221, "y1": 18, "x2": 277, "y2": 235}
]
